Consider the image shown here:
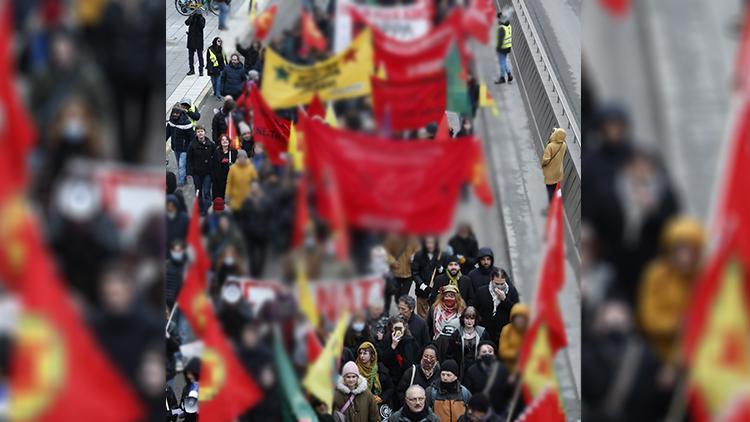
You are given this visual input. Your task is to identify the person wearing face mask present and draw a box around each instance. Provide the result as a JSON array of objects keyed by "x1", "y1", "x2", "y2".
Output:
[
  {"x1": 637, "y1": 217, "x2": 704, "y2": 364},
  {"x1": 430, "y1": 256, "x2": 475, "y2": 308},
  {"x1": 211, "y1": 134, "x2": 236, "y2": 200},
  {"x1": 462, "y1": 343, "x2": 512, "y2": 417},
  {"x1": 333, "y1": 361, "x2": 380, "y2": 422},
  {"x1": 474, "y1": 268, "x2": 519, "y2": 345},
  {"x1": 220, "y1": 53, "x2": 247, "y2": 100},
  {"x1": 427, "y1": 285, "x2": 465, "y2": 341},
  {"x1": 424, "y1": 359, "x2": 471, "y2": 422},
  {"x1": 498, "y1": 304, "x2": 529, "y2": 372},
  {"x1": 214, "y1": 245, "x2": 243, "y2": 293},
  {"x1": 388, "y1": 385, "x2": 439, "y2": 422},
  {"x1": 238, "y1": 122, "x2": 255, "y2": 157},
  {"x1": 165, "y1": 239, "x2": 187, "y2": 309},
  {"x1": 447, "y1": 307, "x2": 489, "y2": 380},
  {"x1": 396, "y1": 345, "x2": 441, "y2": 409},
  {"x1": 379, "y1": 316, "x2": 419, "y2": 390},
  {"x1": 345, "y1": 310, "x2": 373, "y2": 352},
  {"x1": 356, "y1": 342, "x2": 395, "y2": 410}
]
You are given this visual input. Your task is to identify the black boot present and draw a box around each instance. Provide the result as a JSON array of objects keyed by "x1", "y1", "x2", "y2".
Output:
[
  {"x1": 199, "y1": 68, "x2": 203, "y2": 76},
  {"x1": 508, "y1": 73, "x2": 513, "y2": 83},
  {"x1": 187, "y1": 69, "x2": 195, "y2": 76},
  {"x1": 495, "y1": 76, "x2": 506, "y2": 84}
]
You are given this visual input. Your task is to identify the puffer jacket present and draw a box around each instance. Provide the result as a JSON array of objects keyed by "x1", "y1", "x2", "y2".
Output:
[
  {"x1": 332, "y1": 375, "x2": 380, "y2": 422},
  {"x1": 498, "y1": 304, "x2": 530, "y2": 372},
  {"x1": 541, "y1": 128, "x2": 568, "y2": 184},
  {"x1": 166, "y1": 108, "x2": 195, "y2": 154},
  {"x1": 221, "y1": 62, "x2": 247, "y2": 99}
]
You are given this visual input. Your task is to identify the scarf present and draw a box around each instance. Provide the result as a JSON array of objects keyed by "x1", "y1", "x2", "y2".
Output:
[
  {"x1": 402, "y1": 404, "x2": 429, "y2": 421},
  {"x1": 355, "y1": 342, "x2": 381, "y2": 395},
  {"x1": 433, "y1": 304, "x2": 459, "y2": 339},
  {"x1": 489, "y1": 283, "x2": 509, "y2": 316},
  {"x1": 446, "y1": 270, "x2": 462, "y2": 287}
]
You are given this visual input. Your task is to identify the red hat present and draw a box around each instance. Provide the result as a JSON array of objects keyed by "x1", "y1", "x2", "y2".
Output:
[{"x1": 212, "y1": 197, "x2": 225, "y2": 212}]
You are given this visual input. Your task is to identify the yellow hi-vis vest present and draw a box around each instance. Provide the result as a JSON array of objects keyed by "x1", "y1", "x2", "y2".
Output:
[
  {"x1": 208, "y1": 48, "x2": 226, "y2": 68},
  {"x1": 189, "y1": 104, "x2": 198, "y2": 128},
  {"x1": 500, "y1": 24, "x2": 512, "y2": 50}
]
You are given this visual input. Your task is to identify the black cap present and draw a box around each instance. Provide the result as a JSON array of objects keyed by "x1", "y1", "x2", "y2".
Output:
[{"x1": 441, "y1": 359, "x2": 459, "y2": 377}]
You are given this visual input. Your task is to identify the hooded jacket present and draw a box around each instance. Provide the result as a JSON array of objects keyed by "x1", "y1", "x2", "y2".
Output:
[
  {"x1": 225, "y1": 159, "x2": 258, "y2": 211},
  {"x1": 638, "y1": 217, "x2": 704, "y2": 363},
  {"x1": 467, "y1": 248, "x2": 496, "y2": 292},
  {"x1": 166, "y1": 108, "x2": 196, "y2": 154},
  {"x1": 221, "y1": 61, "x2": 248, "y2": 99},
  {"x1": 541, "y1": 128, "x2": 568, "y2": 185},
  {"x1": 498, "y1": 304, "x2": 530, "y2": 372},
  {"x1": 332, "y1": 374, "x2": 380, "y2": 422}
]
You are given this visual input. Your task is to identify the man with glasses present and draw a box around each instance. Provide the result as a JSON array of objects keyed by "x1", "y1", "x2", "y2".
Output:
[{"x1": 388, "y1": 385, "x2": 439, "y2": 422}]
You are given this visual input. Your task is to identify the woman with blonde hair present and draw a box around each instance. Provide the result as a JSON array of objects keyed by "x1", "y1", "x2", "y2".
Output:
[{"x1": 427, "y1": 285, "x2": 466, "y2": 341}]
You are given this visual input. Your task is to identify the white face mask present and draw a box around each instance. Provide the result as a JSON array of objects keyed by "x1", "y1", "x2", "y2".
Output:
[
  {"x1": 352, "y1": 322, "x2": 365, "y2": 332},
  {"x1": 63, "y1": 119, "x2": 86, "y2": 143},
  {"x1": 170, "y1": 251, "x2": 184, "y2": 261},
  {"x1": 224, "y1": 257, "x2": 235, "y2": 266}
]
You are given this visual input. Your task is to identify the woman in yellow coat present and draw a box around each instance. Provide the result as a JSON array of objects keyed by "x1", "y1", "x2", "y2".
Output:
[
  {"x1": 498, "y1": 303, "x2": 530, "y2": 372},
  {"x1": 637, "y1": 217, "x2": 704, "y2": 364},
  {"x1": 541, "y1": 128, "x2": 568, "y2": 201},
  {"x1": 225, "y1": 149, "x2": 258, "y2": 213}
]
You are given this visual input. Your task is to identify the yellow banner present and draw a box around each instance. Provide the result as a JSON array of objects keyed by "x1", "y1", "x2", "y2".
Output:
[{"x1": 261, "y1": 29, "x2": 374, "y2": 109}]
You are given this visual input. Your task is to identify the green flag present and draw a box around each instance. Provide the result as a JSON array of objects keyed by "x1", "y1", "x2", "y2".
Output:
[
  {"x1": 273, "y1": 326, "x2": 319, "y2": 422},
  {"x1": 445, "y1": 43, "x2": 471, "y2": 115}
]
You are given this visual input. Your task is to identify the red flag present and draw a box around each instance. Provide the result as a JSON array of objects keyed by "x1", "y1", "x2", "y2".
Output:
[
  {"x1": 514, "y1": 387, "x2": 565, "y2": 422},
  {"x1": 255, "y1": 4, "x2": 278, "y2": 41},
  {"x1": 435, "y1": 112, "x2": 451, "y2": 141},
  {"x1": 300, "y1": 115, "x2": 479, "y2": 234},
  {"x1": 470, "y1": 139, "x2": 494, "y2": 205},
  {"x1": 599, "y1": 0, "x2": 630, "y2": 18},
  {"x1": 177, "y1": 200, "x2": 263, "y2": 420},
  {"x1": 307, "y1": 94, "x2": 326, "y2": 120},
  {"x1": 462, "y1": 0, "x2": 494, "y2": 44},
  {"x1": 371, "y1": 71, "x2": 447, "y2": 131},
  {"x1": 302, "y1": 10, "x2": 327, "y2": 52},
  {"x1": 250, "y1": 86, "x2": 291, "y2": 165},
  {"x1": 0, "y1": 198, "x2": 143, "y2": 421},
  {"x1": 0, "y1": 3, "x2": 36, "y2": 200},
  {"x1": 532, "y1": 187, "x2": 567, "y2": 352},
  {"x1": 292, "y1": 173, "x2": 310, "y2": 248},
  {"x1": 227, "y1": 111, "x2": 241, "y2": 150},
  {"x1": 306, "y1": 325, "x2": 323, "y2": 363},
  {"x1": 373, "y1": 10, "x2": 467, "y2": 79}
]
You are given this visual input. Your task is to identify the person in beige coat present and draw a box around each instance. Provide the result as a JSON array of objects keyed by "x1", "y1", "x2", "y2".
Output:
[{"x1": 541, "y1": 128, "x2": 568, "y2": 201}]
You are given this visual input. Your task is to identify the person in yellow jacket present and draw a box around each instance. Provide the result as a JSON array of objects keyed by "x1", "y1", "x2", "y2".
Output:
[
  {"x1": 225, "y1": 149, "x2": 258, "y2": 213},
  {"x1": 498, "y1": 303, "x2": 529, "y2": 372},
  {"x1": 541, "y1": 128, "x2": 568, "y2": 202},
  {"x1": 638, "y1": 217, "x2": 704, "y2": 364}
]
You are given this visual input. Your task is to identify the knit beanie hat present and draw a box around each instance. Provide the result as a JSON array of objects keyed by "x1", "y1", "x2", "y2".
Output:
[
  {"x1": 441, "y1": 359, "x2": 459, "y2": 377},
  {"x1": 342, "y1": 361, "x2": 359, "y2": 377}
]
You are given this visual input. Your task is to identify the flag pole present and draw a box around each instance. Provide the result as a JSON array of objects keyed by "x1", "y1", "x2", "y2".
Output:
[
  {"x1": 165, "y1": 302, "x2": 178, "y2": 338},
  {"x1": 505, "y1": 371, "x2": 523, "y2": 422},
  {"x1": 664, "y1": 370, "x2": 689, "y2": 422}
]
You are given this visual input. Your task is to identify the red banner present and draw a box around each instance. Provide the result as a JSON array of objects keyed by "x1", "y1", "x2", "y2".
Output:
[
  {"x1": 373, "y1": 10, "x2": 466, "y2": 79},
  {"x1": 300, "y1": 115, "x2": 481, "y2": 233},
  {"x1": 250, "y1": 86, "x2": 291, "y2": 165},
  {"x1": 241, "y1": 276, "x2": 385, "y2": 323},
  {"x1": 371, "y1": 71, "x2": 446, "y2": 131}
]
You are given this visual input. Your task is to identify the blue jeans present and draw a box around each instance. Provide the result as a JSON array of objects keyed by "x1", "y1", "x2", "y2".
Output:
[
  {"x1": 194, "y1": 173, "x2": 212, "y2": 214},
  {"x1": 498, "y1": 51, "x2": 512, "y2": 77},
  {"x1": 175, "y1": 152, "x2": 187, "y2": 185},
  {"x1": 211, "y1": 74, "x2": 222, "y2": 97},
  {"x1": 217, "y1": 2, "x2": 230, "y2": 28}
]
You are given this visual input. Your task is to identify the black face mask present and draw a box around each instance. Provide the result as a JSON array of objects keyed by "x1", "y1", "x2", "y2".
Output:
[
  {"x1": 480, "y1": 354, "x2": 495, "y2": 365},
  {"x1": 440, "y1": 379, "x2": 458, "y2": 392}
]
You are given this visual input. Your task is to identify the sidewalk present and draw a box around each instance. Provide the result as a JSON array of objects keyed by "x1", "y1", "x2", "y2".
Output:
[
  {"x1": 472, "y1": 39, "x2": 582, "y2": 420},
  {"x1": 165, "y1": 0, "x2": 253, "y2": 115}
]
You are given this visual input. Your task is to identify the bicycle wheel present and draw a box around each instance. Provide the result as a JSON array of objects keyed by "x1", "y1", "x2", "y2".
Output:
[
  {"x1": 174, "y1": 0, "x2": 193, "y2": 16},
  {"x1": 207, "y1": 0, "x2": 220, "y2": 16}
]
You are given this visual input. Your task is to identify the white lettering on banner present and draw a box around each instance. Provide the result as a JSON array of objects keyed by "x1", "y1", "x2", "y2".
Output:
[
  {"x1": 239, "y1": 276, "x2": 385, "y2": 322},
  {"x1": 335, "y1": 0, "x2": 433, "y2": 52}
]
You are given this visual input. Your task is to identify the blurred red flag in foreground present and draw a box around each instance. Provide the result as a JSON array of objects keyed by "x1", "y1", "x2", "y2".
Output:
[
  {"x1": 302, "y1": 10, "x2": 327, "y2": 52},
  {"x1": 292, "y1": 174, "x2": 310, "y2": 248},
  {"x1": 371, "y1": 71, "x2": 447, "y2": 131},
  {"x1": 254, "y1": 4, "x2": 277, "y2": 41},
  {"x1": 462, "y1": 0, "x2": 494, "y2": 45},
  {"x1": 307, "y1": 94, "x2": 326, "y2": 120},
  {"x1": 599, "y1": 0, "x2": 630, "y2": 18},
  {"x1": 736, "y1": 10, "x2": 750, "y2": 94},
  {"x1": 0, "y1": 199, "x2": 143, "y2": 421},
  {"x1": 177, "y1": 200, "x2": 263, "y2": 420},
  {"x1": 0, "y1": 3, "x2": 36, "y2": 200},
  {"x1": 515, "y1": 387, "x2": 565, "y2": 422},
  {"x1": 300, "y1": 115, "x2": 486, "y2": 233}
]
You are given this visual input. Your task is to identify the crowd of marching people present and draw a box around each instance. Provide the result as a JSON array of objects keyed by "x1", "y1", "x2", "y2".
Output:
[{"x1": 163, "y1": 0, "x2": 574, "y2": 420}]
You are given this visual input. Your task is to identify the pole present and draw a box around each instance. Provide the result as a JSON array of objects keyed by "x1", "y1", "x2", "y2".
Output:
[
  {"x1": 505, "y1": 372, "x2": 523, "y2": 422},
  {"x1": 664, "y1": 369, "x2": 689, "y2": 422},
  {"x1": 165, "y1": 302, "x2": 178, "y2": 338}
]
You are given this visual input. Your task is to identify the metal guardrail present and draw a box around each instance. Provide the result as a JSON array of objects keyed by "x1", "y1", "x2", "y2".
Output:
[{"x1": 501, "y1": 0, "x2": 582, "y2": 270}]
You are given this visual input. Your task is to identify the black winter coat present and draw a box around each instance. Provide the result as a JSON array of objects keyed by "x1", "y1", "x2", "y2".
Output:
[
  {"x1": 211, "y1": 148, "x2": 236, "y2": 199},
  {"x1": 429, "y1": 273, "x2": 475, "y2": 307},
  {"x1": 411, "y1": 250, "x2": 449, "y2": 299},
  {"x1": 236, "y1": 43, "x2": 261, "y2": 72},
  {"x1": 467, "y1": 247, "x2": 496, "y2": 292},
  {"x1": 221, "y1": 63, "x2": 247, "y2": 99},
  {"x1": 377, "y1": 335, "x2": 419, "y2": 392},
  {"x1": 211, "y1": 109, "x2": 242, "y2": 145},
  {"x1": 240, "y1": 196, "x2": 271, "y2": 241},
  {"x1": 166, "y1": 110, "x2": 195, "y2": 154},
  {"x1": 165, "y1": 256, "x2": 186, "y2": 307},
  {"x1": 395, "y1": 363, "x2": 441, "y2": 409},
  {"x1": 185, "y1": 13, "x2": 205, "y2": 50},
  {"x1": 474, "y1": 282, "x2": 520, "y2": 344},
  {"x1": 462, "y1": 359, "x2": 512, "y2": 415},
  {"x1": 448, "y1": 234, "x2": 479, "y2": 275},
  {"x1": 166, "y1": 211, "x2": 189, "y2": 246},
  {"x1": 186, "y1": 138, "x2": 216, "y2": 177},
  {"x1": 206, "y1": 45, "x2": 226, "y2": 76},
  {"x1": 406, "y1": 313, "x2": 430, "y2": 351}
]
